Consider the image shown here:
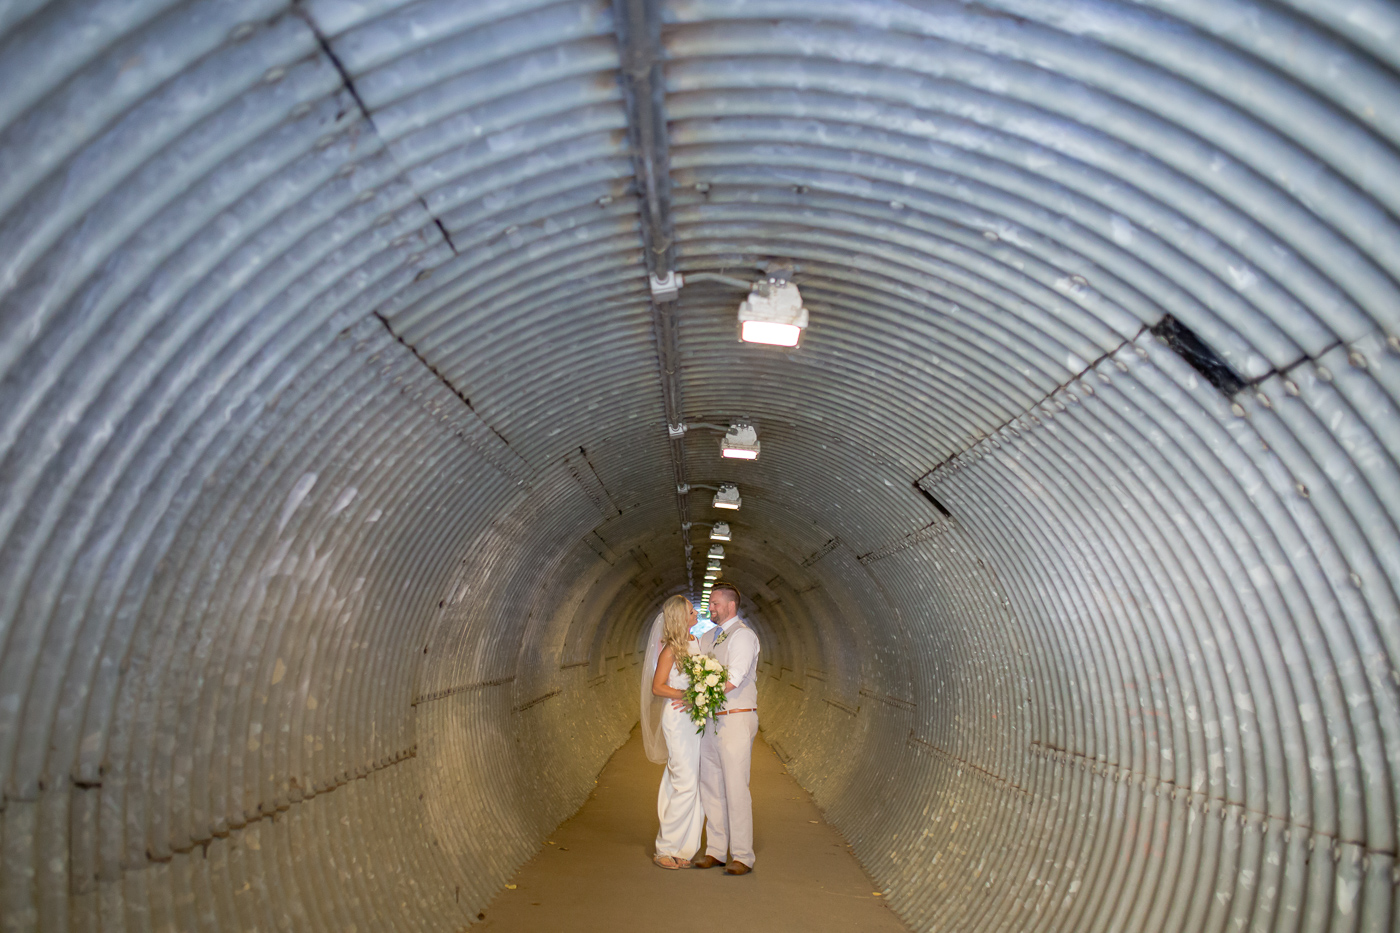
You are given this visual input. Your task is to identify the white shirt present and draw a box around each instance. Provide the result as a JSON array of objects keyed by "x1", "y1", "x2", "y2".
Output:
[{"x1": 716, "y1": 616, "x2": 759, "y2": 697}]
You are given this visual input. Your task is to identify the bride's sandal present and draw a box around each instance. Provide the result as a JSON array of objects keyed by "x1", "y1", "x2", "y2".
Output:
[
  {"x1": 674, "y1": 857, "x2": 693, "y2": 868},
  {"x1": 653, "y1": 854, "x2": 681, "y2": 870}
]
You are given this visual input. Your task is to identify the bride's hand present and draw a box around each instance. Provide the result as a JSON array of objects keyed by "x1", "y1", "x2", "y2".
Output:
[{"x1": 670, "y1": 698, "x2": 689, "y2": 710}]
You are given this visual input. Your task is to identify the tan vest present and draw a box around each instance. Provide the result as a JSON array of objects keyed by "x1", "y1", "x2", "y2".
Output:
[{"x1": 704, "y1": 617, "x2": 759, "y2": 710}]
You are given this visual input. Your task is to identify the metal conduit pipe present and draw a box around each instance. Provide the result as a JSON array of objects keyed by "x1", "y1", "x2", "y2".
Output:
[{"x1": 0, "y1": 1, "x2": 1397, "y2": 931}]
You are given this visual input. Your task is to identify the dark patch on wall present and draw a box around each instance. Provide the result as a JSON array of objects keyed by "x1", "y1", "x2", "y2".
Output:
[
  {"x1": 1150, "y1": 315, "x2": 1247, "y2": 397},
  {"x1": 917, "y1": 485, "x2": 952, "y2": 518}
]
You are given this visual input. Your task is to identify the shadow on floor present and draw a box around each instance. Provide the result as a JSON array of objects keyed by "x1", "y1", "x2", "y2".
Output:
[{"x1": 476, "y1": 726, "x2": 910, "y2": 932}]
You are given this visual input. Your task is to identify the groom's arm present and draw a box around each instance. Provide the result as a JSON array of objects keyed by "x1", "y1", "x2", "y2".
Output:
[{"x1": 723, "y1": 630, "x2": 759, "y2": 693}]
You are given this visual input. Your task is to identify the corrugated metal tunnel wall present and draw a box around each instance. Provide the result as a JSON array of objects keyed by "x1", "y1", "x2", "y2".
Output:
[{"x1": 1, "y1": 1, "x2": 1397, "y2": 930}]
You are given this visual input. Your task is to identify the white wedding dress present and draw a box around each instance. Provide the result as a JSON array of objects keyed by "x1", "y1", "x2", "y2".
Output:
[{"x1": 641, "y1": 616, "x2": 704, "y2": 859}]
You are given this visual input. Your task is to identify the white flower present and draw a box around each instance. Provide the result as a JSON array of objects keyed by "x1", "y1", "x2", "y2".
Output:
[
  {"x1": 704, "y1": 657, "x2": 720, "y2": 671},
  {"x1": 704, "y1": 674, "x2": 720, "y2": 687}
]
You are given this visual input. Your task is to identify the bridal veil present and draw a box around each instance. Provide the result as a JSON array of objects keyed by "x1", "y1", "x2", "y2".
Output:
[{"x1": 639, "y1": 612, "x2": 668, "y2": 763}]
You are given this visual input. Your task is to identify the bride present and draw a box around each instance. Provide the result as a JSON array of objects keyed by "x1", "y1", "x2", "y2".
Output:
[{"x1": 640, "y1": 595, "x2": 704, "y2": 869}]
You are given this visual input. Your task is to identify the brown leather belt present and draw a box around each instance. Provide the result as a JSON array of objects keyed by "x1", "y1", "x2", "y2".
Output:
[{"x1": 716, "y1": 708, "x2": 757, "y2": 716}]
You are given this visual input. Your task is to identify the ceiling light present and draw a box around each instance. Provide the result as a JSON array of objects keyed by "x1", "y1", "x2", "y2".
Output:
[
  {"x1": 712, "y1": 483, "x2": 741, "y2": 510},
  {"x1": 708, "y1": 545, "x2": 725, "y2": 560},
  {"x1": 707, "y1": 561, "x2": 721, "y2": 572},
  {"x1": 709, "y1": 521, "x2": 731, "y2": 542},
  {"x1": 720, "y1": 424, "x2": 760, "y2": 460},
  {"x1": 738, "y1": 280, "x2": 807, "y2": 347},
  {"x1": 704, "y1": 572, "x2": 719, "y2": 581}
]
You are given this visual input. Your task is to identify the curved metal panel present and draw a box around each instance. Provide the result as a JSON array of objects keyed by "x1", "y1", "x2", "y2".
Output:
[{"x1": 0, "y1": 2, "x2": 1397, "y2": 931}]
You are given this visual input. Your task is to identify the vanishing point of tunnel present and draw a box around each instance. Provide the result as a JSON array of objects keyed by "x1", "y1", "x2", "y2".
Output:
[{"x1": 1, "y1": 1, "x2": 1399, "y2": 931}]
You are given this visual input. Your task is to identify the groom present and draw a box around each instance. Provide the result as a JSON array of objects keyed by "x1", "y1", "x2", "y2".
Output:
[{"x1": 693, "y1": 583, "x2": 761, "y2": 875}]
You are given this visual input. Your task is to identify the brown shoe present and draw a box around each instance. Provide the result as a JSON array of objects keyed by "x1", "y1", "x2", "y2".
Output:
[
  {"x1": 724, "y1": 861, "x2": 752, "y2": 875},
  {"x1": 691, "y1": 855, "x2": 725, "y2": 869}
]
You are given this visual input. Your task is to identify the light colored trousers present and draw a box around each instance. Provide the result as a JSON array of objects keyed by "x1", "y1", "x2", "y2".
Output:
[
  {"x1": 699, "y1": 710, "x2": 758, "y2": 866},
  {"x1": 656, "y1": 706, "x2": 704, "y2": 858}
]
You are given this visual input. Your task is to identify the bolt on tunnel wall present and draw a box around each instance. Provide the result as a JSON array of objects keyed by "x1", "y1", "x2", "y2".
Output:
[{"x1": 1, "y1": 1, "x2": 1398, "y2": 931}]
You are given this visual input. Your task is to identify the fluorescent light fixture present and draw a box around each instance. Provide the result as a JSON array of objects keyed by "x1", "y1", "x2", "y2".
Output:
[
  {"x1": 707, "y1": 561, "x2": 722, "y2": 572},
  {"x1": 741, "y1": 320, "x2": 801, "y2": 345},
  {"x1": 709, "y1": 521, "x2": 732, "y2": 542},
  {"x1": 712, "y1": 483, "x2": 741, "y2": 510},
  {"x1": 705, "y1": 572, "x2": 719, "y2": 581},
  {"x1": 720, "y1": 424, "x2": 760, "y2": 460},
  {"x1": 707, "y1": 545, "x2": 726, "y2": 560},
  {"x1": 738, "y1": 280, "x2": 807, "y2": 347}
]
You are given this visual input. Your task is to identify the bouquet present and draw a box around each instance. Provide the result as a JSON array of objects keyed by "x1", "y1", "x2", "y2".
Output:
[{"x1": 678, "y1": 653, "x2": 729, "y2": 734}]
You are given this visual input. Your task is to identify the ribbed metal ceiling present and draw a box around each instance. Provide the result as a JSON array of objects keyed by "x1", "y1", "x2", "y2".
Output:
[{"x1": 1, "y1": 1, "x2": 1398, "y2": 930}]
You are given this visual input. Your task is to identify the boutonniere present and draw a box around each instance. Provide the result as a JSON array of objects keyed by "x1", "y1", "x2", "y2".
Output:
[{"x1": 715, "y1": 630, "x2": 728, "y2": 646}]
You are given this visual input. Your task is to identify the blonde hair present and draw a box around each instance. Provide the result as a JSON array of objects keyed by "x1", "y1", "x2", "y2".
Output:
[{"x1": 660, "y1": 595, "x2": 692, "y2": 671}]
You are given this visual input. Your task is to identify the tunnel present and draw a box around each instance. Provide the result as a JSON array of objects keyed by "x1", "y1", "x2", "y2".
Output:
[{"x1": 2, "y1": 0, "x2": 1399, "y2": 930}]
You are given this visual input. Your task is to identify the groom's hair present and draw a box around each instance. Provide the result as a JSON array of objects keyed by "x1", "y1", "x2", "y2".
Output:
[{"x1": 710, "y1": 583, "x2": 741, "y2": 605}]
